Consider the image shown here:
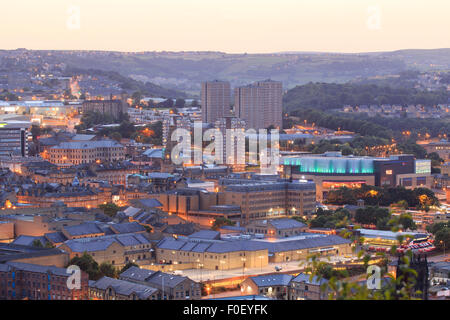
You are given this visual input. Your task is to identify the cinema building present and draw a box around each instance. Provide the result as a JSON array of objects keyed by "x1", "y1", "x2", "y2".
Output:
[{"x1": 282, "y1": 152, "x2": 432, "y2": 201}]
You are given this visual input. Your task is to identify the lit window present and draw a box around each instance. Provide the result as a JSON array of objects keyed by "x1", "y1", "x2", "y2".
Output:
[{"x1": 385, "y1": 170, "x2": 393, "y2": 175}]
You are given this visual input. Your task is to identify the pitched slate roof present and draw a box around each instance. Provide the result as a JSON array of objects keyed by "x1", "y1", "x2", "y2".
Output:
[
  {"x1": 261, "y1": 235, "x2": 351, "y2": 254},
  {"x1": 136, "y1": 198, "x2": 163, "y2": 208},
  {"x1": 90, "y1": 276, "x2": 158, "y2": 299},
  {"x1": 162, "y1": 223, "x2": 197, "y2": 236},
  {"x1": 190, "y1": 242, "x2": 211, "y2": 253},
  {"x1": 115, "y1": 233, "x2": 149, "y2": 247},
  {"x1": 62, "y1": 233, "x2": 151, "y2": 253},
  {"x1": 12, "y1": 235, "x2": 48, "y2": 247},
  {"x1": 268, "y1": 218, "x2": 306, "y2": 230},
  {"x1": 188, "y1": 230, "x2": 220, "y2": 240},
  {"x1": 63, "y1": 238, "x2": 116, "y2": 253},
  {"x1": 44, "y1": 232, "x2": 68, "y2": 244},
  {"x1": 63, "y1": 223, "x2": 104, "y2": 237},
  {"x1": 5, "y1": 261, "x2": 68, "y2": 276},
  {"x1": 51, "y1": 140, "x2": 123, "y2": 150},
  {"x1": 120, "y1": 266, "x2": 187, "y2": 288},
  {"x1": 142, "y1": 148, "x2": 163, "y2": 159},
  {"x1": 111, "y1": 222, "x2": 146, "y2": 234},
  {"x1": 250, "y1": 274, "x2": 293, "y2": 287},
  {"x1": 156, "y1": 237, "x2": 268, "y2": 254},
  {"x1": 157, "y1": 235, "x2": 350, "y2": 255},
  {"x1": 123, "y1": 206, "x2": 143, "y2": 217},
  {"x1": 157, "y1": 237, "x2": 187, "y2": 250},
  {"x1": 146, "y1": 271, "x2": 187, "y2": 288},
  {"x1": 0, "y1": 244, "x2": 66, "y2": 263},
  {"x1": 291, "y1": 273, "x2": 328, "y2": 286},
  {"x1": 120, "y1": 266, "x2": 156, "y2": 282}
]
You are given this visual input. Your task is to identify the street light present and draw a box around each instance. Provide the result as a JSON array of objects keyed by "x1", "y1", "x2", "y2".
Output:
[
  {"x1": 220, "y1": 260, "x2": 226, "y2": 279},
  {"x1": 241, "y1": 257, "x2": 246, "y2": 278},
  {"x1": 197, "y1": 260, "x2": 204, "y2": 282}
]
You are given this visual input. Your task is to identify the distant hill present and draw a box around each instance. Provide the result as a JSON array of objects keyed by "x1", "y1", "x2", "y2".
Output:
[
  {"x1": 1, "y1": 48, "x2": 450, "y2": 96},
  {"x1": 283, "y1": 82, "x2": 450, "y2": 113},
  {"x1": 63, "y1": 67, "x2": 187, "y2": 99}
]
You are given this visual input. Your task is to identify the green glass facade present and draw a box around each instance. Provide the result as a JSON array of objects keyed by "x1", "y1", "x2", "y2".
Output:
[{"x1": 283, "y1": 157, "x2": 375, "y2": 175}]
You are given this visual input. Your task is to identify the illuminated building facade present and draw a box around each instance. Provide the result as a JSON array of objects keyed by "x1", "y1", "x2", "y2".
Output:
[
  {"x1": 48, "y1": 140, "x2": 125, "y2": 166},
  {"x1": 221, "y1": 179, "x2": 317, "y2": 224},
  {"x1": 283, "y1": 152, "x2": 432, "y2": 201},
  {"x1": 0, "y1": 121, "x2": 31, "y2": 157}
]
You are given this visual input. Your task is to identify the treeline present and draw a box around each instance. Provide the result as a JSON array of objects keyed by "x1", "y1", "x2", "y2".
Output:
[
  {"x1": 283, "y1": 82, "x2": 450, "y2": 112},
  {"x1": 292, "y1": 109, "x2": 392, "y2": 139},
  {"x1": 426, "y1": 222, "x2": 450, "y2": 252},
  {"x1": 325, "y1": 185, "x2": 439, "y2": 210},
  {"x1": 356, "y1": 116, "x2": 450, "y2": 138},
  {"x1": 309, "y1": 206, "x2": 416, "y2": 231},
  {"x1": 354, "y1": 206, "x2": 416, "y2": 231},
  {"x1": 307, "y1": 136, "x2": 391, "y2": 155}
]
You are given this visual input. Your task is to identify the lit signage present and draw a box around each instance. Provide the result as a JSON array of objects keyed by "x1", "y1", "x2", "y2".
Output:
[{"x1": 415, "y1": 160, "x2": 431, "y2": 174}]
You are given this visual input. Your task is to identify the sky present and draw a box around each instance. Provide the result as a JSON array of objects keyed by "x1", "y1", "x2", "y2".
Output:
[{"x1": 0, "y1": 0, "x2": 449, "y2": 53}]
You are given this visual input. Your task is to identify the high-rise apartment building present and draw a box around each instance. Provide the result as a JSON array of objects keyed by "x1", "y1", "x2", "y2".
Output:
[
  {"x1": 201, "y1": 81, "x2": 231, "y2": 124},
  {"x1": 234, "y1": 80, "x2": 282, "y2": 130}
]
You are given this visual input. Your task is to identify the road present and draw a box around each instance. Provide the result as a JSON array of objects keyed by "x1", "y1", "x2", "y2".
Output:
[{"x1": 427, "y1": 253, "x2": 450, "y2": 263}]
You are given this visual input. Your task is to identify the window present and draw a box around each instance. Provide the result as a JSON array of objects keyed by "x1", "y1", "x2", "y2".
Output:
[{"x1": 385, "y1": 170, "x2": 393, "y2": 175}]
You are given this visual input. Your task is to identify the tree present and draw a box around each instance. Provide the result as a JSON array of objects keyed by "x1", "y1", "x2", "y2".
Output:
[
  {"x1": 426, "y1": 222, "x2": 449, "y2": 235},
  {"x1": 355, "y1": 206, "x2": 390, "y2": 227},
  {"x1": 99, "y1": 262, "x2": 117, "y2": 278},
  {"x1": 32, "y1": 239, "x2": 44, "y2": 248},
  {"x1": 396, "y1": 213, "x2": 417, "y2": 231},
  {"x1": 98, "y1": 203, "x2": 120, "y2": 218},
  {"x1": 435, "y1": 228, "x2": 450, "y2": 252},
  {"x1": 212, "y1": 217, "x2": 236, "y2": 230},
  {"x1": 309, "y1": 208, "x2": 351, "y2": 229},
  {"x1": 304, "y1": 222, "x2": 425, "y2": 300},
  {"x1": 392, "y1": 200, "x2": 409, "y2": 210},
  {"x1": 45, "y1": 242, "x2": 55, "y2": 249},
  {"x1": 69, "y1": 252, "x2": 102, "y2": 280},
  {"x1": 326, "y1": 185, "x2": 439, "y2": 208},
  {"x1": 109, "y1": 132, "x2": 122, "y2": 142}
]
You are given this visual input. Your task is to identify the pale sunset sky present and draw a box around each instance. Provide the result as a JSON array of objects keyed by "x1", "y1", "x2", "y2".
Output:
[{"x1": 0, "y1": 0, "x2": 449, "y2": 53}]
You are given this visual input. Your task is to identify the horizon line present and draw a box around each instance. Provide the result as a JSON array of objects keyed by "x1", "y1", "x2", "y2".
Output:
[{"x1": 1, "y1": 47, "x2": 450, "y2": 55}]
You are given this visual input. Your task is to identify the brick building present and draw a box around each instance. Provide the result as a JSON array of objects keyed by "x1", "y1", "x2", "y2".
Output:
[{"x1": 0, "y1": 261, "x2": 88, "y2": 300}]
